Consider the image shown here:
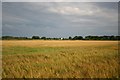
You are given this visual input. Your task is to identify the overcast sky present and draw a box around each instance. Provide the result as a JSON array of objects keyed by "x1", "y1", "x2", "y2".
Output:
[
  {"x1": 2, "y1": 0, "x2": 120, "y2": 2},
  {"x1": 0, "y1": 2, "x2": 1, "y2": 37},
  {"x1": 2, "y1": 2, "x2": 118, "y2": 37}
]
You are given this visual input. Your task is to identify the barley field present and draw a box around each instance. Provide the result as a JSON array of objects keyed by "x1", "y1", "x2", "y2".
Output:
[{"x1": 2, "y1": 40, "x2": 119, "y2": 78}]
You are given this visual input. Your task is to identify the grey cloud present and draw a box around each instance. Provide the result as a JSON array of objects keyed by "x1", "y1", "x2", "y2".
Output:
[
  {"x1": 2, "y1": 2, "x2": 118, "y2": 37},
  {"x1": 0, "y1": 2, "x2": 2, "y2": 36},
  {"x1": 2, "y1": 0, "x2": 120, "y2": 2}
]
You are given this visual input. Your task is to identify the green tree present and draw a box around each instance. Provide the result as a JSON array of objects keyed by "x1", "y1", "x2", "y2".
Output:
[
  {"x1": 32, "y1": 36, "x2": 40, "y2": 39},
  {"x1": 69, "y1": 36, "x2": 72, "y2": 40},
  {"x1": 41, "y1": 36, "x2": 46, "y2": 40},
  {"x1": 73, "y1": 36, "x2": 83, "y2": 40}
]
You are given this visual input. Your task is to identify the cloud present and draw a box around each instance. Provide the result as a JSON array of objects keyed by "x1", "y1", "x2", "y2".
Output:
[
  {"x1": 2, "y1": 0, "x2": 120, "y2": 2},
  {"x1": 2, "y1": 2, "x2": 118, "y2": 37},
  {"x1": 0, "y1": 2, "x2": 2, "y2": 36},
  {"x1": 48, "y1": 6, "x2": 98, "y2": 16}
]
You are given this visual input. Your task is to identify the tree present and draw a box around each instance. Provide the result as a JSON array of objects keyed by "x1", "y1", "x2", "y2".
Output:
[
  {"x1": 77, "y1": 36, "x2": 83, "y2": 40},
  {"x1": 69, "y1": 36, "x2": 72, "y2": 40},
  {"x1": 32, "y1": 36, "x2": 40, "y2": 39},
  {"x1": 41, "y1": 36, "x2": 46, "y2": 40},
  {"x1": 109, "y1": 35, "x2": 115, "y2": 40},
  {"x1": 73, "y1": 36, "x2": 83, "y2": 40},
  {"x1": 2, "y1": 36, "x2": 14, "y2": 40}
]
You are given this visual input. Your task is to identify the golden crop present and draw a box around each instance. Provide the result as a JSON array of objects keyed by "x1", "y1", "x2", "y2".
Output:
[{"x1": 2, "y1": 40, "x2": 119, "y2": 78}]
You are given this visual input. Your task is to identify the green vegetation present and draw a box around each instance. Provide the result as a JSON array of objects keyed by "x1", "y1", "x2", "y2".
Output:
[
  {"x1": 2, "y1": 35, "x2": 120, "y2": 40},
  {"x1": 2, "y1": 40, "x2": 119, "y2": 78}
]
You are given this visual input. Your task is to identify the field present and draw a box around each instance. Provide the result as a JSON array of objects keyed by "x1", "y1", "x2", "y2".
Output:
[{"x1": 2, "y1": 40, "x2": 119, "y2": 78}]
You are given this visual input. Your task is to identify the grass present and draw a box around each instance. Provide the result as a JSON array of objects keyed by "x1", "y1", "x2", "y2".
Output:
[{"x1": 2, "y1": 40, "x2": 119, "y2": 78}]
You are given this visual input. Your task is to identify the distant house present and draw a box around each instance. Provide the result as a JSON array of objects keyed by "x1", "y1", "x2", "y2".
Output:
[{"x1": 61, "y1": 38, "x2": 63, "y2": 40}]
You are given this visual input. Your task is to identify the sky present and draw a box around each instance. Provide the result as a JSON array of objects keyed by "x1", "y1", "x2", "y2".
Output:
[
  {"x1": 2, "y1": 0, "x2": 120, "y2": 2},
  {"x1": 0, "y1": 2, "x2": 1, "y2": 37},
  {"x1": 2, "y1": 2, "x2": 118, "y2": 38}
]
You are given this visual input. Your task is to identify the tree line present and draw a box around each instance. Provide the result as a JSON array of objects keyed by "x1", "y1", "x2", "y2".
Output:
[{"x1": 1, "y1": 35, "x2": 120, "y2": 40}]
